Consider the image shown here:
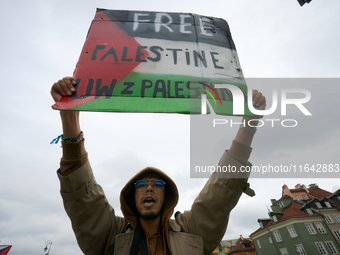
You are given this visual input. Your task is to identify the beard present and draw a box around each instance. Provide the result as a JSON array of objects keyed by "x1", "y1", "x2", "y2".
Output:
[{"x1": 139, "y1": 210, "x2": 161, "y2": 220}]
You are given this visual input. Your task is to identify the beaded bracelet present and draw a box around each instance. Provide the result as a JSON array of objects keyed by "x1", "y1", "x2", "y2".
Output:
[{"x1": 50, "y1": 132, "x2": 84, "y2": 145}]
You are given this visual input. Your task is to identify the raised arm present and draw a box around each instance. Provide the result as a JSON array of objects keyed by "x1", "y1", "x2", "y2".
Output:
[
  {"x1": 51, "y1": 77, "x2": 87, "y2": 176},
  {"x1": 228, "y1": 89, "x2": 266, "y2": 165},
  {"x1": 174, "y1": 90, "x2": 266, "y2": 255},
  {"x1": 52, "y1": 77, "x2": 125, "y2": 254}
]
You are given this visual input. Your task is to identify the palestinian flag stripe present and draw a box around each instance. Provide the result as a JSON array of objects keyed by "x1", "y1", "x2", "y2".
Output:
[{"x1": 65, "y1": 72, "x2": 249, "y2": 116}]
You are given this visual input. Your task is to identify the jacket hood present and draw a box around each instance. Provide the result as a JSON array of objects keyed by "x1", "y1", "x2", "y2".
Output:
[{"x1": 120, "y1": 166, "x2": 179, "y2": 228}]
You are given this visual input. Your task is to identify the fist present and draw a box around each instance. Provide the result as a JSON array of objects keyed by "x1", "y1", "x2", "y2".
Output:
[
  {"x1": 51, "y1": 77, "x2": 76, "y2": 103},
  {"x1": 251, "y1": 90, "x2": 266, "y2": 111}
]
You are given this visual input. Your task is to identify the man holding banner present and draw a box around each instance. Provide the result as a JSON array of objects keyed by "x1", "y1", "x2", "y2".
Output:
[{"x1": 52, "y1": 76, "x2": 265, "y2": 255}]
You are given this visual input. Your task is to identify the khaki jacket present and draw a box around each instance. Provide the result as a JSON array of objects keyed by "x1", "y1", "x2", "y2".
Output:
[{"x1": 58, "y1": 150, "x2": 253, "y2": 255}]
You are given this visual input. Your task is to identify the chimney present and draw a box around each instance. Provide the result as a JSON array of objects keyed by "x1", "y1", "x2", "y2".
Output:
[
  {"x1": 282, "y1": 184, "x2": 292, "y2": 199},
  {"x1": 302, "y1": 184, "x2": 309, "y2": 193},
  {"x1": 295, "y1": 184, "x2": 302, "y2": 189},
  {"x1": 240, "y1": 235, "x2": 244, "y2": 240}
]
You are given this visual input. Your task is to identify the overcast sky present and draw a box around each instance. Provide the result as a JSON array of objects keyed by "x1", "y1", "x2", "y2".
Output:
[{"x1": 0, "y1": 1, "x2": 339, "y2": 254}]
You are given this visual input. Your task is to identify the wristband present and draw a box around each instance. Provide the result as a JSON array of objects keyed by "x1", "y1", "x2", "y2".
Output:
[
  {"x1": 50, "y1": 132, "x2": 84, "y2": 145},
  {"x1": 62, "y1": 132, "x2": 84, "y2": 143}
]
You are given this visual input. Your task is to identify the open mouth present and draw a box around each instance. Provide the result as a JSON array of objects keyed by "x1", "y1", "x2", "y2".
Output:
[{"x1": 143, "y1": 197, "x2": 156, "y2": 207}]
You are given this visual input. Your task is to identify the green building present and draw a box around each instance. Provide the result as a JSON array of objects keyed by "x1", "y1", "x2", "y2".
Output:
[{"x1": 250, "y1": 184, "x2": 340, "y2": 255}]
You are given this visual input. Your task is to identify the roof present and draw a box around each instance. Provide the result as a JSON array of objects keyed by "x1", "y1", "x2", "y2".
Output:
[
  {"x1": 281, "y1": 183, "x2": 332, "y2": 200},
  {"x1": 250, "y1": 200, "x2": 320, "y2": 236},
  {"x1": 329, "y1": 189, "x2": 340, "y2": 198},
  {"x1": 281, "y1": 194, "x2": 292, "y2": 200},
  {"x1": 227, "y1": 237, "x2": 255, "y2": 254},
  {"x1": 279, "y1": 201, "x2": 318, "y2": 221},
  {"x1": 219, "y1": 239, "x2": 238, "y2": 247},
  {"x1": 258, "y1": 218, "x2": 271, "y2": 221},
  {"x1": 308, "y1": 187, "x2": 333, "y2": 199},
  {"x1": 272, "y1": 195, "x2": 292, "y2": 206}
]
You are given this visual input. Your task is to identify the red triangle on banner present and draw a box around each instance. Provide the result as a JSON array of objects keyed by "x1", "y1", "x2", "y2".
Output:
[
  {"x1": 0, "y1": 245, "x2": 12, "y2": 255},
  {"x1": 54, "y1": 9, "x2": 149, "y2": 110}
]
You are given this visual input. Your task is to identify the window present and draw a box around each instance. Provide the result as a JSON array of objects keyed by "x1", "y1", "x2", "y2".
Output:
[
  {"x1": 315, "y1": 222, "x2": 326, "y2": 234},
  {"x1": 325, "y1": 241, "x2": 338, "y2": 255},
  {"x1": 242, "y1": 241, "x2": 252, "y2": 248},
  {"x1": 334, "y1": 230, "x2": 340, "y2": 240},
  {"x1": 302, "y1": 194, "x2": 307, "y2": 199},
  {"x1": 273, "y1": 215, "x2": 278, "y2": 222},
  {"x1": 305, "y1": 223, "x2": 316, "y2": 235},
  {"x1": 306, "y1": 208, "x2": 313, "y2": 215},
  {"x1": 325, "y1": 201, "x2": 332, "y2": 208},
  {"x1": 296, "y1": 195, "x2": 301, "y2": 201},
  {"x1": 296, "y1": 244, "x2": 307, "y2": 255},
  {"x1": 257, "y1": 239, "x2": 261, "y2": 249},
  {"x1": 287, "y1": 225, "x2": 298, "y2": 237},
  {"x1": 333, "y1": 214, "x2": 340, "y2": 223},
  {"x1": 281, "y1": 201, "x2": 284, "y2": 207},
  {"x1": 325, "y1": 215, "x2": 334, "y2": 224},
  {"x1": 259, "y1": 222, "x2": 264, "y2": 228},
  {"x1": 273, "y1": 230, "x2": 283, "y2": 242},
  {"x1": 281, "y1": 248, "x2": 289, "y2": 255},
  {"x1": 315, "y1": 202, "x2": 322, "y2": 208},
  {"x1": 268, "y1": 236, "x2": 273, "y2": 244},
  {"x1": 315, "y1": 242, "x2": 327, "y2": 255}
]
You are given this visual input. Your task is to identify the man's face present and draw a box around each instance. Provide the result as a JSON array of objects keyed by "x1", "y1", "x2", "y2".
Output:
[{"x1": 135, "y1": 177, "x2": 165, "y2": 220}]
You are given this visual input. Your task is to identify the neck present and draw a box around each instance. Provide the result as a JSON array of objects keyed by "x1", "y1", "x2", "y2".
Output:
[{"x1": 140, "y1": 215, "x2": 161, "y2": 236}]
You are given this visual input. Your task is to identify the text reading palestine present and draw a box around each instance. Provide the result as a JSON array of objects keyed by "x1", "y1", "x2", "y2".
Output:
[{"x1": 91, "y1": 45, "x2": 224, "y2": 69}]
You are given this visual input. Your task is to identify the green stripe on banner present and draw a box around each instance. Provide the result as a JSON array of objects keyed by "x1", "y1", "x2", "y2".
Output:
[
  {"x1": 70, "y1": 72, "x2": 253, "y2": 116},
  {"x1": 72, "y1": 97, "x2": 192, "y2": 113}
]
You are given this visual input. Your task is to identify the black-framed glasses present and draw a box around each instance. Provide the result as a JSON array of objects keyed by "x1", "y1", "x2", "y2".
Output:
[{"x1": 134, "y1": 180, "x2": 166, "y2": 192}]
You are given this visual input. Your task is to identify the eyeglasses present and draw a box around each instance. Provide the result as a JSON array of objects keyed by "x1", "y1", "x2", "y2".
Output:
[{"x1": 134, "y1": 180, "x2": 166, "y2": 192}]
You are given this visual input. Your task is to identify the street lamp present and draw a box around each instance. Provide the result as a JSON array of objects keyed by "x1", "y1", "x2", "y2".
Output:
[{"x1": 44, "y1": 240, "x2": 52, "y2": 255}]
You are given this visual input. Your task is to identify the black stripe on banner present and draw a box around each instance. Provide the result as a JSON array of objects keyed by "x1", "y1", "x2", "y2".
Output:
[{"x1": 99, "y1": 9, "x2": 236, "y2": 50}]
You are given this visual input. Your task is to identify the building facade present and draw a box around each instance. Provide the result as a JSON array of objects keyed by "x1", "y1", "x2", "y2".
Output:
[{"x1": 250, "y1": 183, "x2": 340, "y2": 255}]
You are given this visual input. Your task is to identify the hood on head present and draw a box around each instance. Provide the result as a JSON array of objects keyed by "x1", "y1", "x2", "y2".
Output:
[{"x1": 120, "y1": 166, "x2": 179, "y2": 228}]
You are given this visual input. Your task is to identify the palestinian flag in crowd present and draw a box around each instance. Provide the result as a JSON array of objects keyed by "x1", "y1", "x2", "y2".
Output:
[
  {"x1": 53, "y1": 9, "x2": 253, "y2": 116},
  {"x1": 0, "y1": 245, "x2": 12, "y2": 255}
]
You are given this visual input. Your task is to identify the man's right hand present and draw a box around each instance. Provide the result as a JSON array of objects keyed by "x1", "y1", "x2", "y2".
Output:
[
  {"x1": 51, "y1": 77, "x2": 77, "y2": 103},
  {"x1": 51, "y1": 77, "x2": 80, "y2": 138}
]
